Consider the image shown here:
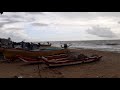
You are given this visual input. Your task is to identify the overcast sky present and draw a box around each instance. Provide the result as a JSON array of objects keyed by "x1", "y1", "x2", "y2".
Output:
[{"x1": 0, "y1": 12, "x2": 120, "y2": 42}]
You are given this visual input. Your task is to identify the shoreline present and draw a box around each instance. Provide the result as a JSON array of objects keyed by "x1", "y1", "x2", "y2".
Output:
[
  {"x1": 0, "y1": 48, "x2": 120, "y2": 78},
  {"x1": 69, "y1": 47, "x2": 120, "y2": 54}
]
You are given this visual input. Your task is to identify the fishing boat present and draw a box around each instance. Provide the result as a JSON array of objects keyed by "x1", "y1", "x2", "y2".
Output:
[
  {"x1": 3, "y1": 48, "x2": 69, "y2": 60},
  {"x1": 16, "y1": 54, "x2": 68, "y2": 63},
  {"x1": 0, "y1": 48, "x2": 4, "y2": 53},
  {"x1": 16, "y1": 53, "x2": 102, "y2": 67},
  {"x1": 41, "y1": 54, "x2": 102, "y2": 67},
  {"x1": 39, "y1": 42, "x2": 51, "y2": 47},
  {"x1": 16, "y1": 55, "x2": 43, "y2": 63}
]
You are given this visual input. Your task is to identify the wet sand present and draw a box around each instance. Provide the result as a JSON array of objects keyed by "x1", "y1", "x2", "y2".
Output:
[{"x1": 0, "y1": 48, "x2": 120, "y2": 78}]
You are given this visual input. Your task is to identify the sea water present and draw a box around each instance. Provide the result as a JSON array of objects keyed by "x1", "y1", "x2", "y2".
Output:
[{"x1": 49, "y1": 40, "x2": 120, "y2": 53}]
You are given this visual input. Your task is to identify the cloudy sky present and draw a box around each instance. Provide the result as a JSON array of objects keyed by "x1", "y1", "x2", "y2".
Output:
[{"x1": 0, "y1": 12, "x2": 120, "y2": 42}]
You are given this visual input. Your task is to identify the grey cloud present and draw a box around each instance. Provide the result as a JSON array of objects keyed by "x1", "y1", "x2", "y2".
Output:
[
  {"x1": 5, "y1": 28, "x2": 23, "y2": 31},
  {"x1": 11, "y1": 15, "x2": 23, "y2": 19},
  {"x1": 54, "y1": 12, "x2": 95, "y2": 19},
  {"x1": 0, "y1": 30, "x2": 28, "y2": 42},
  {"x1": 0, "y1": 21, "x2": 20, "y2": 28},
  {"x1": 11, "y1": 14, "x2": 35, "y2": 22},
  {"x1": 3, "y1": 18, "x2": 22, "y2": 23},
  {"x1": 53, "y1": 12, "x2": 120, "y2": 20},
  {"x1": 86, "y1": 26, "x2": 117, "y2": 38},
  {"x1": 118, "y1": 21, "x2": 120, "y2": 24},
  {"x1": 0, "y1": 18, "x2": 22, "y2": 28},
  {"x1": 0, "y1": 22, "x2": 14, "y2": 28},
  {"x1": 95, "y1": 12, "x2": 120, "y2": 17},
  {"x1": 32, "y1": 23, "x2": 48, "y2": 26},
  {"x1": 0, "y1": 15, "x2": 9, "y2": 19},
  {"x1": 0, "y1": 23, "x2": 6, "y2": 28},
  {"x1": 26, "y1": 12, "x2": 44, "y2": 15}
]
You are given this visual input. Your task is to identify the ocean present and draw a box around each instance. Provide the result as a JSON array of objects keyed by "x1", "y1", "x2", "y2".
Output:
[{"x1": 48, "y1": 40, "x2": 120, "y2": 53}]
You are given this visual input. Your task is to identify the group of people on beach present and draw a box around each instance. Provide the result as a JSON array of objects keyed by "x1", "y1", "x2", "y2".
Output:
[
  {"x1": 20, "y1": 41, "x2": 44, "y2": 50},
  {"x1": 0, "y1": 38, "x2": 72, "y2": 50}
]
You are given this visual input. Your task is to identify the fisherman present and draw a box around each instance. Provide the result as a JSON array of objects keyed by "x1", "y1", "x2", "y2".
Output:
[
  {"x1": 47, "y1": 42, "x2": 49, "y2": 44},
  {"x1": 27, "y1": 42, "x2": 31, "y2": 50},
  {"x1": 30, "y1": 42, "x2": 33, "y2": 50},
  {"x1": 38, "y1": 43, "x2": 41, "y2": 47},
  {"x1": 21, "y1": 41, "x2": 24, "y2": 48},
  {"x1": 0, "y1": 42, "x2": 1, "y2": 47},
  {"x1": 61, "y1": 44, "x2": 68, "y2": 49},
  {"x1": 61, "y1": 43, "x2": 72, "y2": 49}
]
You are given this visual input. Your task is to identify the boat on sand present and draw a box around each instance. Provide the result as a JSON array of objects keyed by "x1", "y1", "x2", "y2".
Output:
[
  {"x1": 16, "y1": 54, "x2": 68, "y2": 63},
  {"x1": 3, "y1": 48, "x2": 69, "y2": 60},
  {"x1": 41, "y1": 54, "x2": 102, "y2": 67},
  {"x1": 16, "y1": 53, "x2": 102, "y2": 67}
]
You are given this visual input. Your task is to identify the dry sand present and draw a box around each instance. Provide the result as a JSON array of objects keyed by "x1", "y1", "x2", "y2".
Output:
[{"x1": 0, "y1": 48, "x2": 120, "y2": 78}]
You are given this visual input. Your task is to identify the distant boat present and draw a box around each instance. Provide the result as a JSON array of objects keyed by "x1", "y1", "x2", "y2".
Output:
[{"x1": 38, "y1": 42, "x2": 52, "y2": 47}]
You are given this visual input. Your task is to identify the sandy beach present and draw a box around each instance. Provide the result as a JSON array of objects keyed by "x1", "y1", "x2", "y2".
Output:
[{"x1": 0, "y1": 48, "x2": 120, "y2": 78}]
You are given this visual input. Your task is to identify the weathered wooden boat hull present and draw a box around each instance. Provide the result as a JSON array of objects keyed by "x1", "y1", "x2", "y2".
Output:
[
  {"x1": 16, "y1": 54, "x2": 68, "y2": 63},
  {"x1": 17, "y1": 55, "x2": 43, "y2": 63},
  {"x1": 42, "y1": 56, "x2": 102, "y2": 67},
  {"x1": 0, "y1": 48, "x2": 5, "y2": 53},
  {"x1": 3, "y1": 49, "x2": 69, "y2": 60}
]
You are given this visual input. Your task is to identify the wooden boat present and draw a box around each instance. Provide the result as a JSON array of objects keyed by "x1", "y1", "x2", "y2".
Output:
[
  {"x1": 16, "y1": 53, "x2": 102, "y2": 67},
  {"x1": 16, "y1": 54, "x2": 68, "y2": 63},
  {"x1": 39, "y1": 42, "x2": 52, "y2": 47},
  {"x1": 16, "y1": 55, "x2": 43, "y2": 63},
  {"x1": 3, "y1": 48, "x2": 69, "y2": 60},
  {"x1": 41, "y1": 55, "x2": 102, "y2": 67},
  {"x1": 0, "y1": 48, "x2": 4, "y2": 53}
]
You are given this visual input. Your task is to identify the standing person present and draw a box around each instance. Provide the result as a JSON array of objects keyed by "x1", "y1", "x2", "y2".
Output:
[
  {"x1": 0, "y1": 42, "x2": 1, "y2": 47},
  {"x1": 38, "y1": 43, "x2": 41, "y2": 47},
  {"x1": 47, "y1": 42, "x2": 49, "y2": 45},
  {"x1": 64, "y1": 44, "x2": 68, "y2": 49},
  {"x1": 21, "y1": 41, "x2": 24, "y2": 48},
  {"x1": 61, "y1": 43, "x2": 72, "y2": 49},
  {"x1": 61, "y1": 44, "x2": 68, "y2": 49},
  {"x1": 27, "y1": 42, "x2": 31, "y2": 50},
  {"x1": 30, "y1": 42, "x2": 33, "y2": 50},
  {"x1": 12, "y1": 42, "x2": 15, "y2": 48}
]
